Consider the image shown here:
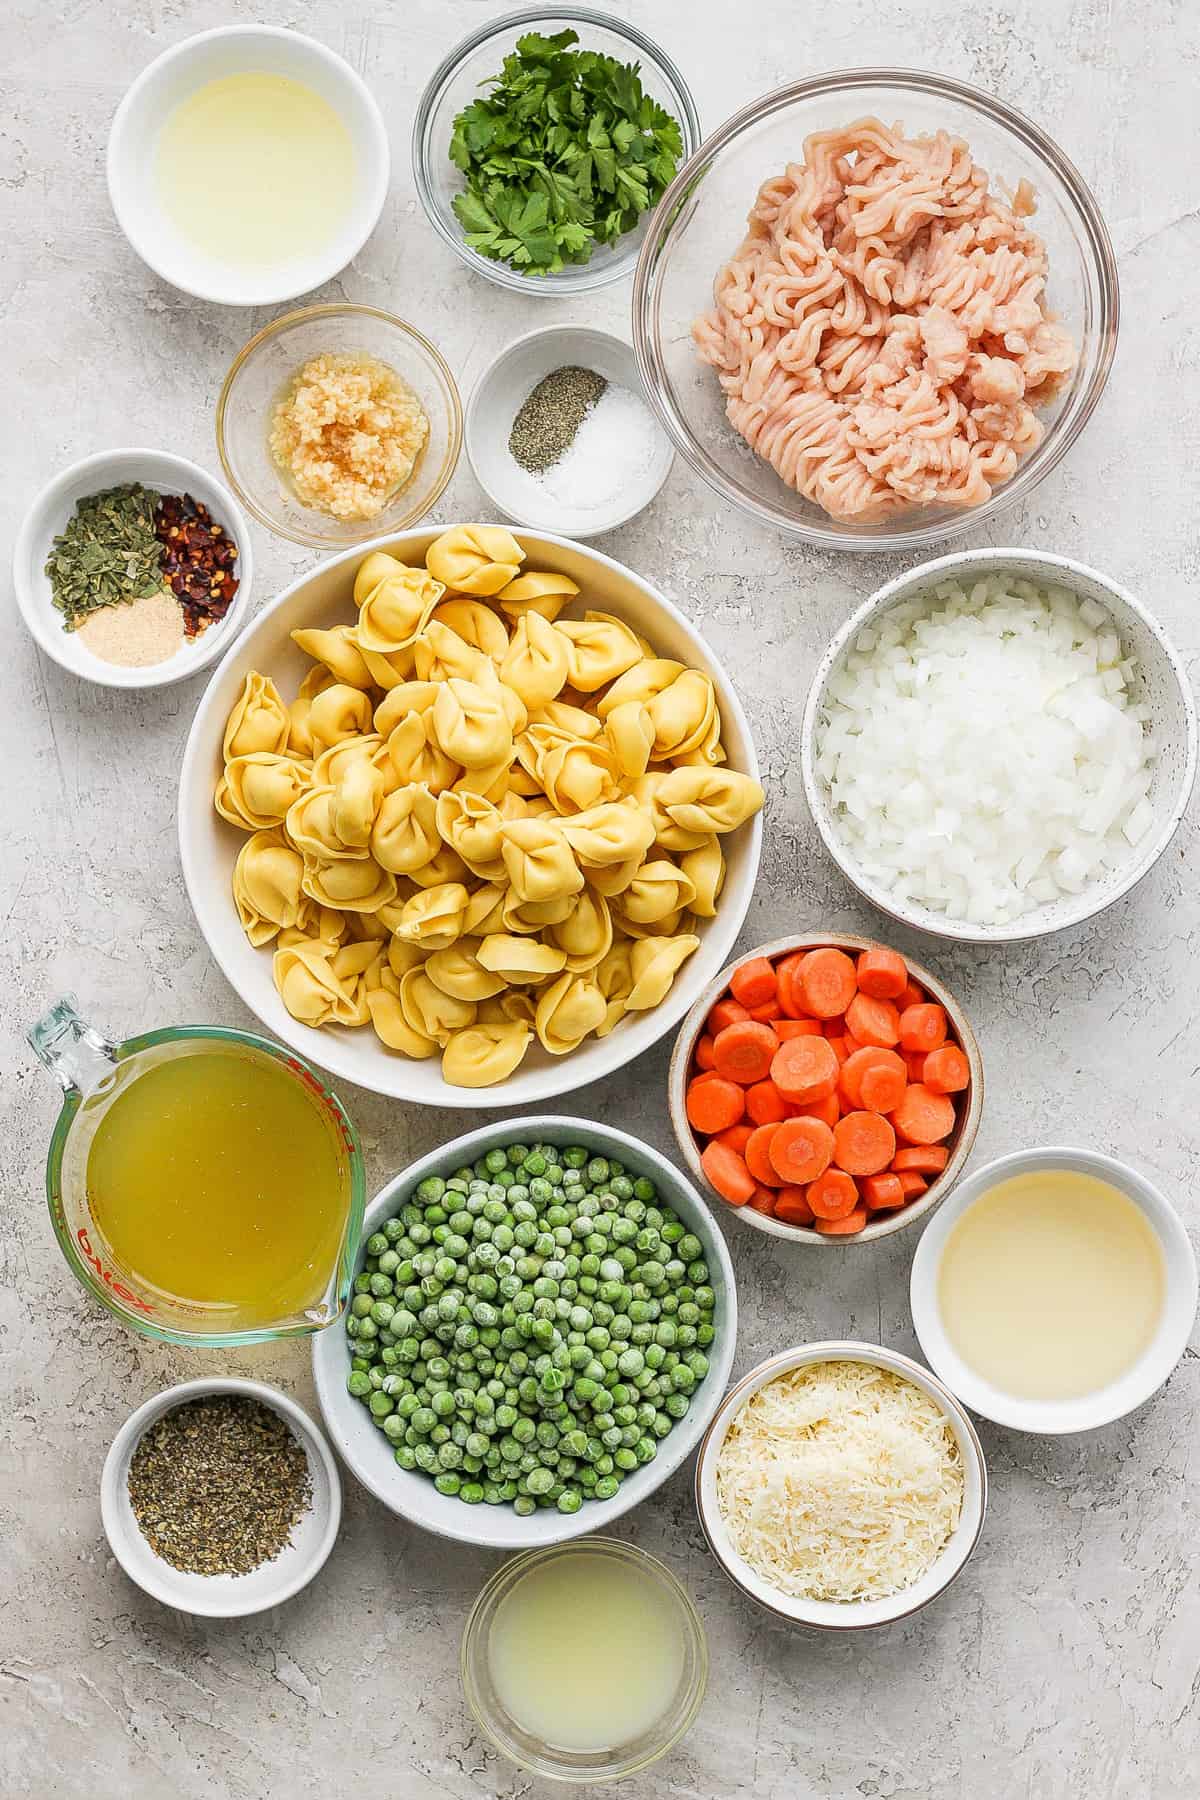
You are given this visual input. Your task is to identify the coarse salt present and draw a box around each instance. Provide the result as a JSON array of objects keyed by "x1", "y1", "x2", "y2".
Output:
[{"x1": 505, "y1": 382, "x2": 663, "y2": 519}]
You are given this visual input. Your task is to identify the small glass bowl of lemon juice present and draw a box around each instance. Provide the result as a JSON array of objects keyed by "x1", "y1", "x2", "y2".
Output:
[{"x1": 461, "y1": 1538, "x2": 708, "y2": 1782}]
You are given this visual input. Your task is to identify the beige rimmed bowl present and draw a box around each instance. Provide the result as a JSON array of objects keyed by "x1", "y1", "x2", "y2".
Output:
[
  {"x1": 695, "y1": 1341, "x2": 987, "y2": 1631},
  {"x1": 668, "y1": 933, "x2": 982, "y2": 1245}
]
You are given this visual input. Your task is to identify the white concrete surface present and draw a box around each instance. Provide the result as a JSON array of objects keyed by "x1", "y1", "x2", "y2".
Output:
[{"x1": 3, "y1": 3, "x2": 1199, "y2": 1796}]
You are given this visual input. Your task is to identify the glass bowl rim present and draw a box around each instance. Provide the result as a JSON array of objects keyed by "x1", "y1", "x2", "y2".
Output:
[
  {"x1": 214, "y1": 302, "x2": 464, "y2": 549},
  {"x1": 411, "y1": 4, "x2": 702, "y2": 296},
  {"x1": 44, "y1": 1021, "x2": 365, "y2": 1348},
  {"x1": 460, "y1": 1534, "x2": 709, "y2": 1780},
  {"x1": 632, "y1": 64, "x2": 1120, "y2": 552}
]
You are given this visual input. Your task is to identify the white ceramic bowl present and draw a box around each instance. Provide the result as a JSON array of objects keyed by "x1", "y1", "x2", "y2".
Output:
[
  {"x1": 100, "y1": 1378, "x2": 341, "y2": 1616},
  {"x1": 695, "y1": 1341, "x2": 987, "y2": 1630},
  {"x1": 13, "y1": 448, "x2": 252, "y2": 690},
  {"x1": 312, "y1": 1116, "x2": 738, "y2": 1550},
  {"x1": 107, "y1": 25, "x2": 389, "y2": 306},
  {"x1": 801, "y1": 548, "x2": 1197, "y2": 944},
  {"x1": 466, "y1": 327, "x2": 673, "y2": 538},
  {"x1": 668, "y1": 933, "x2": 983, "y2": 1247},
  {"x1": 178, "y1": 525, "x2": 763, "y2": 1105},
  {"x1": 910, "y1": 1146, "x2": 1199, "y2": 1434}
]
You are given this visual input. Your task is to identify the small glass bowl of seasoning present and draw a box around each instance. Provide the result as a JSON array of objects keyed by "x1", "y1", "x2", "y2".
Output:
[
  {"x1": 467, "y1": 326, "x2": 673, "y2": 538},
  {"x1": 101, "y1": 1378, "x2": 341, "y2": 1617},
  {"x1": 217, "y1": 303, "x2": 463, "y2": 550},
  {"x1": 13, "y1": 448, "x2": 252, "y2": 691}
]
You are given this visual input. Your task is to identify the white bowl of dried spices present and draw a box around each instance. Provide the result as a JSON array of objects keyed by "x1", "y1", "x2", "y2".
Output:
[
  {"x1": 101, "y1": 1378, "x2": 341, "y2": 1617},
  {"x1": 13, "y1": 447, "x2": 252, "y2": 690},
  {"x1": 467, "y1": 326, "x2": 673, "y2": 538}
]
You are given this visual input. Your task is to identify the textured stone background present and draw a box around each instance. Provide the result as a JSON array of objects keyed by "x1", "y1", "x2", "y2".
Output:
[{"x1": 3, "y1": 2, "x2": 1199, "y2": 1795}]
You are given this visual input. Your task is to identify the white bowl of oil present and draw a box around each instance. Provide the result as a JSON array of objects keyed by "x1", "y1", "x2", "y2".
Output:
[
  {"x1": 910, "y1": 1147, "x2": 1198, "y2": 1433},
  {"x1": 107, "y1": 25, "x2": 390, "y2": 306}
]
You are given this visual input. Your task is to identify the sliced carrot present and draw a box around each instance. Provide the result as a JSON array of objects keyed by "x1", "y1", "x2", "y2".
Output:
[
  {"x1": 896, "y1": 1171, "x2": 928, "y2": 1199},
  {"x1": 746, "y1": 1185, "x2": 778, "y2": 1216},
  {"x1": 840, "y1": 1046, "x2": 903, "y2": 1109},
  {"x1": 892, "y1": 1145, "x2": 950, "y2": 1174},
  {"x1": 694, "y1": 1033, "x2": 717, "y2": 1072},
  {"x1": 903, "y1": 1049, "x2": 928, "y2": 1083},
  {"x1": 898, "y1": 1003, "x2": 947, "y2": 1054},
  {"x1": 900, "y1": 979, "x2": 925, "y2": 1010},
  {"x1": 769, "y1": 1116, "x2": 834, "y2": 1185},
  {"x1": 821, "y1": 1016, "x2": 846, "y2": 1039},
  {"x1": 687, "y1": 1068, "x2": 724, "y2": 1091},
  {"x1": 729, "y1": 957, "x2": 778, "y2": 1010},
  {"x1": 774, "y1": 1184, "x2": 815, "y2": 1225},
  {"x1": 745, "y1": 1123, "x2": 783, "y2": 1187},
  {"x1": 856, "y1": 947, "x2": 908, "y2": 1001},
  {"x1": 807, "y1": 1167, "x2": 858, "y2": 1220},
  {"x1": 832, "y1": 1110, "x2": 896, "y2": 1176},
  {"x1": 776, "y1": 1017, "x2": 823, "y2": 1041},
  {"x1": 745, "y1": 1080, "x2": 789, "y2": 1126},
  {"x1": 891, "y1": 1083, "x2": 955, "y2": 1146},
  {"x1": 770, "y1": 1035, "x2": 838, "y2": 1104},
  {"x1": 815, "y1": 1206, "x2": 868, "y2": 1236},
  {"x1": 862, "y1": 1172, "x2": 905, "y2": 1211},
  {"x1": 860, "y1": 1060, "x2": 907, "y2": 1115},
  {"x1": 826, "y1": 1034, "x2": 853, "y2": 1066},
  {"x1": 686, "y1": 1076, "x2": 744, "y2": 1136},
  {"x1": 775, "y1": 954, "x2": 812, "y2": 1019},
  {"x1": 922, "y1": 1044, "x2": 970, "y2": 1094},
  {"x1": 700, "y1": 1141, "x2": 755, "y2": 1207},
  {"x1": 707, "y1": 997, "x2": 750, "y2": 1036},
  {"x1": 713, "y1": 1123, "x2": 754, "y2": 1155},
  {"x1": 712, "y1": 1021, "x2": 778, "y2": 1086},
  {"x1": 747, "y1": 998, "x2": 784, "y2": 1023},
  {"x1": 799, "y1": 946, "x2": 858, "y2": 1020},
  {"x1": 845, "y1": 992, "x2": 901, "y2": 1048},
  {"x1": 791, "y1": 1091, "x2": 840, "y2": 1129}
]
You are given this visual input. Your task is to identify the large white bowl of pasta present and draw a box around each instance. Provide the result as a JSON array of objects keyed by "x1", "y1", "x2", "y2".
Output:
[{"x1": 179, "y1": 525, "x2": 764, "y2": 1105}]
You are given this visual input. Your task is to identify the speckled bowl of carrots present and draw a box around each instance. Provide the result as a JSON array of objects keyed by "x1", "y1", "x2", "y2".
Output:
[{"x1": 668, "y1": 934, "x2": 983, "y2": 1245}]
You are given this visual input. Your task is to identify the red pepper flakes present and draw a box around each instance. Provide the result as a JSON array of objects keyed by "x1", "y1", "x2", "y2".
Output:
[{"x1": 153, "y1": 493, "x2": 239, "y2": 638}]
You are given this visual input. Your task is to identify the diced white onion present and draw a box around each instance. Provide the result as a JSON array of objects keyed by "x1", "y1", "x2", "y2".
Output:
[{"x1": 814, "y1": 576, "x2": 1157, "y2": 925}]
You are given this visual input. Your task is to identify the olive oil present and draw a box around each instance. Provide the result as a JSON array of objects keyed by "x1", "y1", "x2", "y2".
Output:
[
  {"x1": 156, "y1": 72, "x2": 356, "y2": 270},
  {"x1": 86, "y1": 1048, "x2": 349, "y2": 1324}
]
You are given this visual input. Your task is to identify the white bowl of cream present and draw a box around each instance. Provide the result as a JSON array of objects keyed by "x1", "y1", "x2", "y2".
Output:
[
  {"x1": 107, "y1": 25, "x2": 389, "y2": 306},
  {"x1": 910, "y1": 1146, "x2": 1197, "y2": 1434}
]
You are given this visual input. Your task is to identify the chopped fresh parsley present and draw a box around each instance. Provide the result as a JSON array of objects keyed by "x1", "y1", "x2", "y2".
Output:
[{"x1": 448, "y1": 28, "x2": 684, "y2": 277}]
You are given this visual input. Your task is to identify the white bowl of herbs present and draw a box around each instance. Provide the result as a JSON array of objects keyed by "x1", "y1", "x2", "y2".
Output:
[{"x1": 13, "y1": 447, "x2": 252, "y2": 690}]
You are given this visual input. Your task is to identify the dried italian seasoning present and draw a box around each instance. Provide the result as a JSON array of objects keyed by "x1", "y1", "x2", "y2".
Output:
[
  {"x1": 45, "y1": 483, "x2": 162, "y2": 629},
  {"x1": 509, "y1": 365, "x2": 607, "y2": 473},
  {"x1": 127, "y1": 1395, "x2": 312, "y2": 1576}
]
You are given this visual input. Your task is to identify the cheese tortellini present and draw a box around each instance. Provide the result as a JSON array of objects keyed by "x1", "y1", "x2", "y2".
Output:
[{"x1": 214, "y1": 528, "x2": 764, "y2": 1085}]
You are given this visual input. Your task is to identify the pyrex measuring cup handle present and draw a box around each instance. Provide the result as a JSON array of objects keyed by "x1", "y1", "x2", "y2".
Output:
[{"x1": 27, "y1": 996, "x2": 119, "y2": 1096}]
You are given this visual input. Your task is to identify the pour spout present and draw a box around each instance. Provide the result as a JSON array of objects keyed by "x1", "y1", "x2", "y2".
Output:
[{"x1": 27, "y1": 995, "x2": 119, "y2": 1097}]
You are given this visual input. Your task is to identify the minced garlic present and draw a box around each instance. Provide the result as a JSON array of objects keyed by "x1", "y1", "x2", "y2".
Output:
[{"x1": 269, "y1": 352, "x2": 430, "y2": 521}]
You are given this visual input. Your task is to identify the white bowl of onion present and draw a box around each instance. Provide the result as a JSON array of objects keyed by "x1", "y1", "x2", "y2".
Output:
[{"x1": 800, "y1": 549, "x2": 1196, "y2": 944}]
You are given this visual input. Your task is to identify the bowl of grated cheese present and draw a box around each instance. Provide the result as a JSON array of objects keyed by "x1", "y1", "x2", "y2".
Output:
[{"x1": 695, "y1": 1342, "x2": 986, "y2": 1630}]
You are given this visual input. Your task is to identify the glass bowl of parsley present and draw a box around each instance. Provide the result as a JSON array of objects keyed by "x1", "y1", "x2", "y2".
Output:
[{"x1": 413, "y1": 7, "x2": 700, "y2": 294}]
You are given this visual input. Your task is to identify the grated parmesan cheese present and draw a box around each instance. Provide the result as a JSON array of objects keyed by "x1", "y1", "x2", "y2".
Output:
[{"x1": 715, "y1": 1360, "x2": 964, "y2": 1603}]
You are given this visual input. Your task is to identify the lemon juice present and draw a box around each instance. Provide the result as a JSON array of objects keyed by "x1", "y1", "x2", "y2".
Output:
[
  {"x1": 487, "y1": 1548, "x2": 687, "y2": 1754},
  {"x1": 86, "y1": 1047, "x2": 349, "y2": 1324}
]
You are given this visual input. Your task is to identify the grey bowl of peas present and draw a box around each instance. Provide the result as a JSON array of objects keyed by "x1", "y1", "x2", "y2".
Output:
[{"x1": 312, "y1": 1116, "x2": 737, "y2": 1549}]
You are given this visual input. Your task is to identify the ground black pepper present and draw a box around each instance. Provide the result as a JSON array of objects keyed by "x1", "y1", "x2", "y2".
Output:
[
  {"x1": 127, "y1": 1395, "x2": 311, "y2": 1576},
  {"x1": 508, "y1": 365, "x2": 607, "y2": 474}
]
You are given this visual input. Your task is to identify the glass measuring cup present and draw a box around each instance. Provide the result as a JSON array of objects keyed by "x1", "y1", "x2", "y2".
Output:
[{"x1": 29, "y1": 997, "x2": 365, "y2": 1347}]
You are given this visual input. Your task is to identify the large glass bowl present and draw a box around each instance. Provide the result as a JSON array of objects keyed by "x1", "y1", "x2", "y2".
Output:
[
  {"x1": 412, "y1": 6, "x2": 701, "y2": 296},
  {"x1": 632, "y1": 69, "x2": 1119, "y2": 552}
]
